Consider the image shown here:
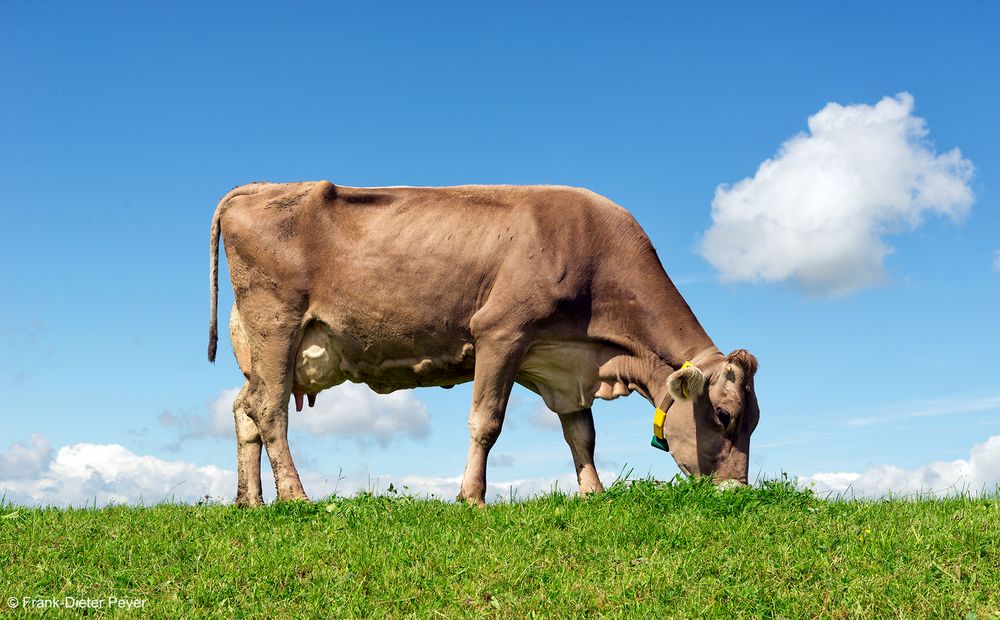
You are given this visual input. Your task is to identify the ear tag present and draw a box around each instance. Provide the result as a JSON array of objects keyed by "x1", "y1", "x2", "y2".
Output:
[{"x1": 679, "y1": 361, "x2": 693, "y2": 398}]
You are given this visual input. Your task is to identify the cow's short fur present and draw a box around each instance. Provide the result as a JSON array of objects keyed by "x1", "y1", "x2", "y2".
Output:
[{"x1": 208, "y1": 182, "x2": 760, "y2": 505}]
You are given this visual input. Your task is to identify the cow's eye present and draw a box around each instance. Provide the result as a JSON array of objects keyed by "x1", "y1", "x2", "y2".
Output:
[{"x1": 715, "y1": 408, "x2": 732, "y2": 428}]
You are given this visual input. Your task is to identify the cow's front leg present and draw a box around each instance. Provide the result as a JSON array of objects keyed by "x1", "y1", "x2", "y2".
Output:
[
  {"x1": 558, "y1": 408, "x2": 604, "y2": 495},
  {"x1": 457, "y1": 336, "x2": 523, "y2": 506},
  {"x1": 233, "y1": 382, "x2": 264, "y2": 507}
]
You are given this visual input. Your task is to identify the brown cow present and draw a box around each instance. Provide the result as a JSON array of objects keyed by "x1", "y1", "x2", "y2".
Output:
[{"x1": 208, "y1": 181, "x2": 760, "y2": 506}]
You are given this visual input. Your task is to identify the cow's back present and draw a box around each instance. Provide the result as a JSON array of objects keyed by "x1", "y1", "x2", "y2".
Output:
[{"x1": 220, "y1": 181, "x2": 634, "y2": 391}]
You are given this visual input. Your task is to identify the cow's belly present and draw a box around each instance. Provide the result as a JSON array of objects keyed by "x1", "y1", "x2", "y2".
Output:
[
  {"x1": 294, "y1": 320, "x2": 477, "y2": 394},
  {"x1": 229, "y1": 306, "x2": 476, "y2": 394},
  {"x1": 231, "y1": 308, "x2": 633, "y2": 409}
]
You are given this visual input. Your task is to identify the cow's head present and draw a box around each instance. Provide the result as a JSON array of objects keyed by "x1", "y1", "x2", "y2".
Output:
[{"x1": 662, "y1": 349, "x2": 759, "y2": 484}]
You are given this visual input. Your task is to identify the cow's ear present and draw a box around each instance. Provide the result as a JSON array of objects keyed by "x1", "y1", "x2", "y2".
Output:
[
  {"x1": 727, "y1": 349, "x2": 758, "y2": 378},
  {"x1": 667, "y1": 364, "x2": 705, "y2": 401}
]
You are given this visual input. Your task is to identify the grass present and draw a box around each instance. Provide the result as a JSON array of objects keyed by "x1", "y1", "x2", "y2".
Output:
[{"x1": 1, "y1": 476, "x2": 998, "y2": 618}]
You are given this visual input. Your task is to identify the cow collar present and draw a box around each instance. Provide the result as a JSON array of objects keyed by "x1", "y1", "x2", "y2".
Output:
[
  {"x1": 648, "y1": 347, "x2": 723, "y2": 453},
  {"x1": 649, "y1": 361, "x2": 692, "y2": 453}
]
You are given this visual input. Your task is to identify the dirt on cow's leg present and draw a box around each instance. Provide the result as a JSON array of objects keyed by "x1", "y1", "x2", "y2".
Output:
[
  {"x1": 253, "y1": 389, "x2": 308, "y2": 502},
  {"x1": 246, "y1": 362, "x2": 308, "y2": 502},
  {"x1": 457, "y1": 333, "x2": 525, "y2": 506},
  {"x1": 558, "y1": 408, "x2": 605, "y2": 496},
  {"x1": 233, "y1": 382, "x2": 264, "y2": 507},
  {"x1": 237, "y1": 296, "x2": 309, "y2": 503}
]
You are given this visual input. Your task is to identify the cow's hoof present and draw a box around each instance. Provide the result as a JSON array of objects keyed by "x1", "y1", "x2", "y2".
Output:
[
  {"x1": 456, "y1": 492, "x2": 486, "y2": 507},
  {"x1": 235, "y1": 495, "x2": 265, "y2": 508},
  {"x1": 715, "y1": 479, "x2": 747, "y2": 493},
  {"x1": 274, "y1": 495, "x2": 311, "y2": 504}
]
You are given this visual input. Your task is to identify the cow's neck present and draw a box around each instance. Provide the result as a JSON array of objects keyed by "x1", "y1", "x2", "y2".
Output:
[{"x1": 593, "y1": 239, "x2": 721, "y2": 410}]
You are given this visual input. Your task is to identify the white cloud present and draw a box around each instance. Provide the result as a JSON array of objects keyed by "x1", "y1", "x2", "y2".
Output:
[
  {"x1": 160, "y1": 384, "x2": 431, "y2": 447},
  {"x1": 0, "y1": 434, "x2": 609, "y2": 506},
  {"x1": 800, "y1": 434, "x2": 1000, "y2": 498},
  {"x1": 0, "y1": 436, "x2": 234, "y2": 506},
  {"x1": 701, "y1": 92, "x2": 974, "y2": 297},
  {"x1": 0, "y1": 433, "x2": 51, "y2": 480},
  {"x1": 290, "y1": 382, "x2": 430, "y2": 445},
  {"x1": 993, "y1": 250, "x2": 1000, "y2": 273},
  {"x1": 159, "y1": 387, "x2": 240, "y2": 443}
]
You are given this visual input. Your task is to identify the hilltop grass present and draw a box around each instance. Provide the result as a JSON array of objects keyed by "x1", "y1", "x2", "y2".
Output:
[{"x1": 1, "y1": 477, "x2": 998, "y2": 618}]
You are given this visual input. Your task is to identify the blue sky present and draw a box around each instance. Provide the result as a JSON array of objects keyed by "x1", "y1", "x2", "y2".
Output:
[{"x1": 2, "y1": 2, "x2": 998, "y2": 504}]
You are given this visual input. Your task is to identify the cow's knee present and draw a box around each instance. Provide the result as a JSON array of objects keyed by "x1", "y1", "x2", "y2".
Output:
[
  {"x1": 469, "y1": 414, "x2": 503, "y2": 449},
  {"x1": 241, "y1": 382, "x2": 286, "y2": 426},
  {"x1": 234, "y1": 407, "x2": 261, "y2": 446}
]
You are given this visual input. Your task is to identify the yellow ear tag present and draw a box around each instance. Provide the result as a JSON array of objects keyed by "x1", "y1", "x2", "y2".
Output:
[{"x1": 679, "y1": 361, "x2": 693, "y2": 398}]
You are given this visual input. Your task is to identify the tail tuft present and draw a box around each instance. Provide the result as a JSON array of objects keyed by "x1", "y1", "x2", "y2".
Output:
[
  {"x1": 208, "y1": 323, "x2": 218, "y2": 363},
  {"x1": 208, "y1": 190, "x2": 224, "y2": 363}
]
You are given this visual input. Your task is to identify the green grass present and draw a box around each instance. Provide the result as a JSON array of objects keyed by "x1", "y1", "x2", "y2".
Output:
[{"x1": 1, "y1": 477, "x2": 998, "y2": 618}]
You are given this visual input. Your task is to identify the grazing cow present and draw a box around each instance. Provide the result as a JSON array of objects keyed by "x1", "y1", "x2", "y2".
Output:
[{"x1": 208, "y1": 181, "x2": 760, "y2": 506}]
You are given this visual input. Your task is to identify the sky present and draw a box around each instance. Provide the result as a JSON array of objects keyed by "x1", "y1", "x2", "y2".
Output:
[{"x1": 1, "y1": 2, "x2": 998, "y2": 505}]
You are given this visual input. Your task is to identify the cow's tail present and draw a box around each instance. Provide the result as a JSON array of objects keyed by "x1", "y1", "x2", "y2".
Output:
[
  {"x1": 208, "y1": 193, "x2": 225, "y2": 363},
  {"x1": 208, "y1": 183, "x2": 269, "y2": 362}
]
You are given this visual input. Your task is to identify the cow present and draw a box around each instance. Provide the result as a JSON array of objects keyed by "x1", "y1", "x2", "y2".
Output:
[{"x1": 208, "y1": 181, "x2": 760, "y2": 506}]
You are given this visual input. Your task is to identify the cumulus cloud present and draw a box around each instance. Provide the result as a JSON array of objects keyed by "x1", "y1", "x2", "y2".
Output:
[
  {"x1": 160, "y1": 384, "x2": 431, "y2": 447},
  {"x1": 290, "y1": 382, "x2": 430, "y2": 445},
  {"x1": 0, "y1": 436, "x2": 233, "y2": 506},
  {"x1": 0, "y1": 433, "x2": 51, "y2": 480},
  {"x1": 0, "y1": 434, "x2": 610, "y2": 506},
  {"x1": 701, "y1": 92, "x2": 975, "y2": 297},
  {"x1": 159, "y1": 387, "x2": 240, "y2": 444},
  {"x1": 800, "y1": 434, "x2": 1000, "y2": 498}
]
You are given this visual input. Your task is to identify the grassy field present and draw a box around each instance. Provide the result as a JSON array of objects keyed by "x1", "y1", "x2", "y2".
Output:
[{"x1": 1, "y1": 477, "x2": 998, "y2": 618}]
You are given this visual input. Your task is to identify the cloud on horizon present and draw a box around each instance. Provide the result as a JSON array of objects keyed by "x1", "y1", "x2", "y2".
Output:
[
  {"x1": 0, "y1": 434, "x2": 607, "y2": 506},
  {"x1": 159, "y1": 384, "x2": 431, "y2": 447},
  {"x1": 701, "y1": 92, "x2": 975, "y2": 297},
  {"x1": 291, "y1": 382, "x2": 431, "y2": 445},
  {"x1": 0, "y1": 434, "x2": 233, "y2": 506},
  {"x1": 6, "y1": 429, "x2": 1000, "y2": 506},
  {"x1": 800, "y1": 433, "x2": 1000, "y2": 498}
]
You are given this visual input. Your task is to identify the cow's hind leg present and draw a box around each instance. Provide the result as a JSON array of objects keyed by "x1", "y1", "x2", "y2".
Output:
[
  {"x1": 233, "y1": 382, "x2": 264, "y2": 507},
  {"x1": 558, "y1": 408, "x2": 604, "y2": 495},
  {"x1": 457, "y1": 333, "x2": 525, "y2": 506},
  {"x1": 239, "y1": 300, "x2": 308, "y2": 502}
]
